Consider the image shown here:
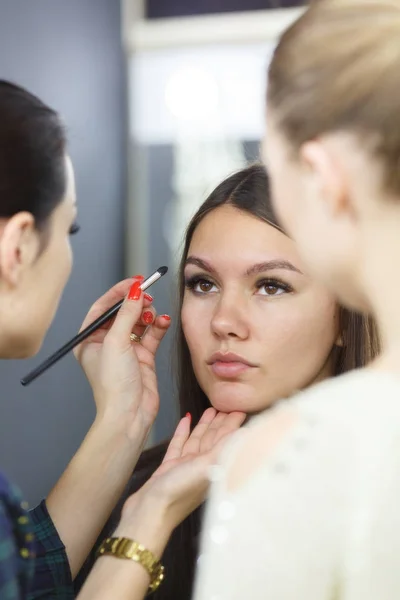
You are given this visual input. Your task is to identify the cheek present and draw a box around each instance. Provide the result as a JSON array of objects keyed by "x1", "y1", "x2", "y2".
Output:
[
  {"x1": 48, "y1": 239, "x2": 73, "y2": 306},
  {"x1": 53, "y1": 239, "x2": 73, "y2": 295},
  {"x1": 64, "y1": 241, "x2": 73, "y2": 280},
  {"x1": 260, "y1": 298, "x2": 338, "y2": 376},
  {"x1": 181, "y1": 297, "x2": 208, "y2": 363}
]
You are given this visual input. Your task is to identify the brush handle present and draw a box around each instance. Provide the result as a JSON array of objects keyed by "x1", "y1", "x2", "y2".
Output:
[{"x1": 21, "y1": 298, "x2": 124, "y2": 386}]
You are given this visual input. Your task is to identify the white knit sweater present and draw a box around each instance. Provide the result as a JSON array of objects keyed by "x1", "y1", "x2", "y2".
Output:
[{"x1": 193, "y1": 371, "x2": 400, "y2": 600}]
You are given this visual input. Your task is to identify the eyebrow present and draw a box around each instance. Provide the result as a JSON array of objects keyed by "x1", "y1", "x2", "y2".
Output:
[{"x1": 185, "y1": 256, "x2": 303, "y2": 276}]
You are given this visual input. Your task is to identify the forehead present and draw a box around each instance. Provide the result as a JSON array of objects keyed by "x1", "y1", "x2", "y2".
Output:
[{"x1": 188, "y1": 205, "x2": 302, "y2": 268}]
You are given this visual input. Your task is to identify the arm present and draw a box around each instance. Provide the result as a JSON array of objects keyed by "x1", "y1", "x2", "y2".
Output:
[
  {"x1": 45, "y1": 414, "x2": 149, "y2": 580},
  {"x1": 45, "y1": 277, "x2": 170, "y2": 579},
  {"x1": 77, "y1": 493, "x2": 172, "y2": 600},
  {"x1": 73, "y1": 444, "x2": 167, "y2": 594},
  {"x1": 78, "y1": 409, "x2": 245, "y2": 600}
]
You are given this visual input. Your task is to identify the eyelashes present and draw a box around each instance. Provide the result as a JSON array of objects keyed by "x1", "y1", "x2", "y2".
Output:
[
  {"x1": 184, "y1": 274, "x2": 294, "y2": 296},
  {"x1": 256, "y1": 278, "x2": 293, "y2": 296},
  {"x1": 185, "y1": 275, "x2": 217, "y2": 294},
  {"x1": 69, "y1": 222, "x2": 80, "y2": 235}
]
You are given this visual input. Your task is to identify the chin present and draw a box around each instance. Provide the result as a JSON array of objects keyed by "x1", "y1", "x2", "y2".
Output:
[
  {"x1": 207, "y1": 381, "x2": 267, "y2": 414},
  {"x1": 13, "y1": 333, "x2": 44, "y2": 359}
]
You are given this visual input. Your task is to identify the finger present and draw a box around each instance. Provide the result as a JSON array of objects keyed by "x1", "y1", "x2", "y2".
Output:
[
  {"x1": 182, "y1": 407, "x2": 217, "y2": 457},
  {"x1": 106, "y1": 276, "x2": 146, "y2": 347},
  {"x1": 212, "y1": 411, "x2": 246, "y2": 446},
  {"x1": 132, "y1": 316, "x2": 172, "y2": 400},
  {"x1": 79, "y1": 276, "x2": 141, "y2": 332},
  {"x1": 137, "y1": 314, "x2": 171, "y2": 357},
  {"x1": 140, "y1": 306, "x2": 157, "y2": 328},
  {"x1": 121, "y1": 304, "x2": 157, "y2": 343},
  {"x1": 198, "y1": 411, "x2": 230, "y2": 453},
  {"x1": 162, "y1": 415, "x2": 191, "y2": 463}
]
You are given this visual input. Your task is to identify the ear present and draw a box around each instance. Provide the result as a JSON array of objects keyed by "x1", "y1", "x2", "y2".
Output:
[
  {"x1": 0, "y1": 212, "x2": 40, "y2": 287},
  {"x1": 299, "y1": 140, "x2": 354, "y2": 221},
  {"x1": 335, "y1": 330, "x2": 345, "y2": 348}
]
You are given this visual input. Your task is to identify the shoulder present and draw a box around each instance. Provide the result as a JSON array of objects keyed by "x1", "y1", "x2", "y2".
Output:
[
  {"x1": 220, "y1": 370, "x2": 400, "y2": 494},
  {"x1": 0, "y1": 471, "x2": 29, "y2": 533},
  {"x1": 290, "y1": 369, "x2": 400, "y2": 436}
]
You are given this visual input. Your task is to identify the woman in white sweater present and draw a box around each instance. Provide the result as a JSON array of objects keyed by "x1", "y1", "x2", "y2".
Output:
[{"x1": 193, "y1": 2, "x2": 400, "y2": 599}]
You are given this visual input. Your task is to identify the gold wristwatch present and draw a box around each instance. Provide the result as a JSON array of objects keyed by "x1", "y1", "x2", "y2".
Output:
[{"x1": 97, "y1": 536, "x2": 165, "y2": 594}]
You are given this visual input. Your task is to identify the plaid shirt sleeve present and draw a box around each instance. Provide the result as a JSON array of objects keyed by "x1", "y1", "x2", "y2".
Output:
[
  {"x1": 28, "y1": 500, "x2": 73, "y2": 599},
  {"x1": 0, "y1": 472, "x2": 35, "y2": 600}
]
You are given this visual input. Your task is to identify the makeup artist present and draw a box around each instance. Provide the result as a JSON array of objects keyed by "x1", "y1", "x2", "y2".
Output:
[
  {"x1": 0, "y1": 79, "x2": 173, "y2": 598},
  {"x1": 0, "y1": 78, "x2": 219, "y2": 600}
]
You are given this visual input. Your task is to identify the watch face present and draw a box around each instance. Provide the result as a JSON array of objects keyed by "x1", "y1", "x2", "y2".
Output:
[{"x1": 146, "y1": 0, "x2": 304, "y2": 19}]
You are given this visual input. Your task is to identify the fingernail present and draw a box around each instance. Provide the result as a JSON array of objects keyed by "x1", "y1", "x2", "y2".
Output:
[
  {"x1": 143, "y1": 310, "x2": 154, "y2": 325},
  {"x1": 128, "y1": 277, "x2": 144, "y2": 301},
  {"x1": 161, "y1": 314, "x2": 171, "y2": 321},
  {"x1": 144, "y1": 293, "x2": 153, "y2": 302},
  {"x1": 186, "y1": 412, "x2": 191, "y2": 422}
]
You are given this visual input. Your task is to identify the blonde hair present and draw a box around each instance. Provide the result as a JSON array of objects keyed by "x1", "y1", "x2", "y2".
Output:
[{"x1": 267, "y1": 1, "x2": 400, "y2": 194}]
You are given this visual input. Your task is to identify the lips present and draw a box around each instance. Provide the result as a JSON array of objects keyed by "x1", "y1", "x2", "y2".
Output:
[{"x1": 207, "y1": 352, "x2": 257, "y2": 379}]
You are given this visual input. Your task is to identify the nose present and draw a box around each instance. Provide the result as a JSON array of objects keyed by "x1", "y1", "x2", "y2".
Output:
[{"x1": 210, "y1": 292, "x2": 250, "y2": 340}]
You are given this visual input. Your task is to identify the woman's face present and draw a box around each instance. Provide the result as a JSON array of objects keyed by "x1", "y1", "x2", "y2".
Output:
[
  {"x1": 0, "y1": 155, "x2": 77, "y2": 357},
  {"x1": 181, "y1": 204, "x2": 341, "y2": 414}
]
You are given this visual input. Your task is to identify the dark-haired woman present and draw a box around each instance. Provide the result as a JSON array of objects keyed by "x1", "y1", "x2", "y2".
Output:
[{"x1": 0, "y1": 79, "x2": 174, "y2": 599}]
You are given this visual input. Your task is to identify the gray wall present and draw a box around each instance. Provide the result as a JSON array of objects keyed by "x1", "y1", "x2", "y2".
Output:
[{"x1": 0, "y1": 0, "x2": 127, "y2": 505}]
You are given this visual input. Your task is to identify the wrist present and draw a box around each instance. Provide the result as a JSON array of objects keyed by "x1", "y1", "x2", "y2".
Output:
[
  {"x1": 92, "y1": 408, "x2": 151, "y2": 449},
  {"x1": 116, "y1": 491, "x2": 173, "y2": 559},
  {"x1": 82, "y1": 416, "x2": 150, "y2": 484}
]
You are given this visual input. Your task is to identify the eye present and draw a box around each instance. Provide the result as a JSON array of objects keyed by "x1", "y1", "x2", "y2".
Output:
[
  {"x1": 185, "y1": 276, "x2": 218, "y2": 294},
  {"x1": 256, "y1": 278, "x2": 293, "y2": 297},
  {"x1": 69, "y1": 222, "x2": 80, "y2": 235}
]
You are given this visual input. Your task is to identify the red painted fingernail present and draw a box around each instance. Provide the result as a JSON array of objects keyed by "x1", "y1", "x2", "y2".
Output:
[
  {"x1": 128, "y1": 277, "x2": 144, "y2": 301},
  {"x1": 144, "y1": 293, "x2": 153, "y2": 302},
  {"x1": 161, "y1": 314, "x2": 171, "y2": 321},
  {"x1": 143, "y1": 310, "x2": 154, "y2": 325},
  {"x1": 186, "y1": 412, "x2": 191, "y2": 422}
]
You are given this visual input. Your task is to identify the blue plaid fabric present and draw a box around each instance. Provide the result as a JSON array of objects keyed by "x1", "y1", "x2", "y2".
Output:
[{"x1": 0, "y1": 471, "x2": 73, "y2": 599}]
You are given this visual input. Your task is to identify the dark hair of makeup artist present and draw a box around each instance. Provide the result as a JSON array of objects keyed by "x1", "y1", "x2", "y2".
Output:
[
  {"x1": 0, "y1": 80, "x2": 67, "y2": 237},
  {"x1": 75, "y1": 164, "x2": 381, "y2": 599}
]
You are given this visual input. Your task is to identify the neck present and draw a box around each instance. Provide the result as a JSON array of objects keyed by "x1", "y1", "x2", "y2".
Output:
[{"x1": 361, "y1": 219, "x2": 400, "y2": 372}]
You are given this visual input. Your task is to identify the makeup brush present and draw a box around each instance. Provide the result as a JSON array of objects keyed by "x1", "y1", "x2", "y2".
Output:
[{"x1": 21, "y1": 266, "x2": 168, "y2": 386}]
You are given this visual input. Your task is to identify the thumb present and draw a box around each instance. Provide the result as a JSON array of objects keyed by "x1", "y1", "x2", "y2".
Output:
[{"x1": 106, "y1": 276, "x2": 144, "y2": 346}]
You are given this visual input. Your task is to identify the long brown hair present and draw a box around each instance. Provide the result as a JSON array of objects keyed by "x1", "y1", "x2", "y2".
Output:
[{"x1": 75, "y1": 164, "x2": 380, "y2": 599}]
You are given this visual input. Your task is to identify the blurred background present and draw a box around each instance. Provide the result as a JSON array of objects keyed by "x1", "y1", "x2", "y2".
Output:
[{"x1": 0, "y1": 0, "x2": 303, "y2": 504}]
